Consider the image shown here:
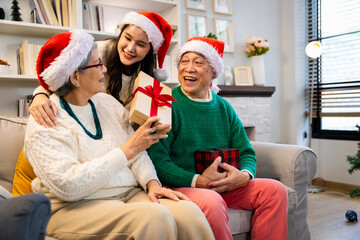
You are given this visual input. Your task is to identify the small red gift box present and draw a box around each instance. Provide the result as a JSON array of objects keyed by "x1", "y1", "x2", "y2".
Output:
[
  {"x1": 194, "y1": 148, "x2": 240, "y2": 174},
  {"x1": 129, "y1": 71, "x2": 176, "y2": 133}
]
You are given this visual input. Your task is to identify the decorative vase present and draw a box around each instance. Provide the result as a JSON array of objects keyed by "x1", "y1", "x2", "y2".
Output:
[
  {"x1": 250, "y1": 55, "x2": 266, "y2": 86},
  {"x1": 224, "y1": 66, "x2": 233, "y2": 85}
]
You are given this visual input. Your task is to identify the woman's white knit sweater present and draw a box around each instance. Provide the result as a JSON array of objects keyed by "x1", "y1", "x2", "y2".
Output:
[{"x1": 24, "y1": 92, "x2": 159, "y2": 202}]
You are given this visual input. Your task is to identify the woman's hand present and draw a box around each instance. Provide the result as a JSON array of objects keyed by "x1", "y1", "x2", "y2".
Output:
[
  {"x1": 120, "y1": 117, "x2": 170, "y2": 160},
  {"x1": 208, "y1": 163, "x2": 251, "y2": 193},
  {"x1": 147, "y1": 179, "x2": 189, "y2": 203},
  {"x1": 29, "y1": 94, "x2": 58, "y2": 128},
  {"x1": 195, "y1": 157, "x2": 227, "y2": 188}
]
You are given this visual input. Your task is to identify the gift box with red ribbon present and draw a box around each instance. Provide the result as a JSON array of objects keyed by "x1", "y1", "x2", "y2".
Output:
[
  {"x1": 129, "y1": 71, "x2": 176, "y2": 133},
  {"x1": 194, "y1": 148, "x2": 240, "y2": 174}
]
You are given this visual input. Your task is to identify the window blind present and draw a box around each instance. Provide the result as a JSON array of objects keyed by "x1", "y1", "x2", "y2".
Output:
[{"x1": 305, "y1": 0, "x2": 360, "y2": 119}]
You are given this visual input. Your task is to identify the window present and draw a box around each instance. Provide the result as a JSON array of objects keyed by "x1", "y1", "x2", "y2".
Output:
[{"x1": 305, "y1": 0, "x2": 360, "y2": 140}]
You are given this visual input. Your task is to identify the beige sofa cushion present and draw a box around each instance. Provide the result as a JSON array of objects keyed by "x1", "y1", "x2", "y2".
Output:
[{"x1": 0, "y1": 116, "x2": 28, "y2": 192}]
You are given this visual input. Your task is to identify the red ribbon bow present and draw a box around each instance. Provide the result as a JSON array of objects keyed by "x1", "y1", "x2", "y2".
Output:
[{"x1": 132, "y1": 80, "x2": 177, "y2": 117}]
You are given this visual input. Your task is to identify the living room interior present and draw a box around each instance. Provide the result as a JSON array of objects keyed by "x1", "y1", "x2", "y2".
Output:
[{"x1": 0, "y1": 0, "x2": 359, "y2": 239}]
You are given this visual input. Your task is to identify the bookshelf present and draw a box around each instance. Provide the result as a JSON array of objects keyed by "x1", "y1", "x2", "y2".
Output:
[{"x1": 0, "y1": 0, "x2": 180, "y2": 116}]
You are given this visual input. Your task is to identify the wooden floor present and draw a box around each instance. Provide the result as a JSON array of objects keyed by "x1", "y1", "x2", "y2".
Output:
[{"x1": 307, "y1": 191, "x2": 360, "y2": 239}]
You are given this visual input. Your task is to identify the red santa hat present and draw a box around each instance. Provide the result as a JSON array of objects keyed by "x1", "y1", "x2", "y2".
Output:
[
  {"x1": 176, "y1": 37, "x2": 225, "y2": 94},
  {"x1": 36, "y1": 29, "x2": 94, "y2": 92},
  {"x1": 121, "y1": 11, "x2": 172, "y2": 82}
]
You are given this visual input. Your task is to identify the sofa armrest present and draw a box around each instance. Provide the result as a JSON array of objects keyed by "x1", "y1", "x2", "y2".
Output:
[
  {"x1": 251, "y1": 141, "x2": 317, "y2": 240},
  {"x1": 0, "y1": 192, "x2": 51, "y2": 240},
  {"x1": 251, "y1": 141, "x2": 317, "y2": 191}
]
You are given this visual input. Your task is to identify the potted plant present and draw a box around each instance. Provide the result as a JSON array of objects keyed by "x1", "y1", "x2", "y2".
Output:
[{"x1": 346, "y1": 124, "x2": 360, "y2": 198}]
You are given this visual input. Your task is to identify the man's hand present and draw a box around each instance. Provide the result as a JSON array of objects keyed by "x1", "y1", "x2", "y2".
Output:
[
  {"x1": 195, "y1": 157, "x2": 227, "y2": 188},
  {"x1": 208, "y1": 163, "x2": 251, "y2": 193}
]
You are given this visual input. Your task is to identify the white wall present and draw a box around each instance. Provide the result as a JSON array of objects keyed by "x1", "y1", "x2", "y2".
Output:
[
  {"x1": 312, "y1": 139, "x2": 360, "y2": 185},
  {"x1": 180, "y1": 0, "x2": 360, "y2": 185}
]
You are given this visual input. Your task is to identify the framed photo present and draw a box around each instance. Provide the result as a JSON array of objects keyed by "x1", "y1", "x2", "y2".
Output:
[
  {"x1": 213, "y1": 0, "x2": 232, "y2": 15},
  {"x1": 187, "y1": 14, "x2": 207, "y2": 39},
  {"x1": 214, "y1": 18, "x2": 234, "y2": 52},
  {"x1": 185, "y1": 0, "x2": 207, "y2": 11},
  {"x1": 234, "y1": 66, "x2": 253, "y2": 86}
]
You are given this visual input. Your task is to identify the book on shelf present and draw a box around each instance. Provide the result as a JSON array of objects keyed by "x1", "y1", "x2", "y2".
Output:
[
  {"x1": 83, "y1": 2, "x2": 90, "y2": 30},
  {"x1": 99, "y1": 5, "x2": 104, "y2": 32},
  {"x1": 89, "y1": 3, "x2": 96, "y2": 31},
  {"x1": 36, "y1": 0, "x2": 50, "y2": 25},
  {"x1": 68, "y1": 0, "x2": 77, "y2": 28},
  {"x1": 83, "y1": 3, "x2": 104, "y2": 32},
  {"x1": 19, "y1": 40, "x2": 43, "y2": 76},
  {"x1": 62, "y1": 0, "x2": 69, "y2": 27},
  {"x1": 33, "y1": 0, "x2": 72, "y2": 27},
  {"x1": 18, "y1": 95, "x2": 33, "y2": 117},
  {"x1": 16, "y1": 49, "x2": 21, "y2": 75},
  {"x1": 39, "y1": 0, "x2": 55, "y2": 25},
  {"x1": 95, "y1": 5, "x2": 101, "y2": 31},
  {"x1": 53, "y1": 0, "x2": 62, "y2": 26},
  {"x1": 29, "y1": 0, "x2": 45, "y2": 24},
  {"x1": 46, "y1": 0, "x2": 60, "y2": 26}
]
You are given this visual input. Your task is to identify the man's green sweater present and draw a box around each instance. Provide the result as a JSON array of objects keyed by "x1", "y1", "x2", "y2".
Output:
[{"x1": 148, "y1": 86, "x2": 256, "y2": 187}]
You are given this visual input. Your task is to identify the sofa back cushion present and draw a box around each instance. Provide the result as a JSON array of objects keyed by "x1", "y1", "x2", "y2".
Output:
[{"x1": 0, "y1": 117, "x2": 28, "y2": 192}]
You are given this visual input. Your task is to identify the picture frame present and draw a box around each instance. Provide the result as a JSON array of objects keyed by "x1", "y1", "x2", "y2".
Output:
[
  {"x1": 214, "y1": 18, "x2": 234, "y2": 52},
  {"x1": 185, "y1": 0, "x2": 207, "y2": 11},
  {"x1": 234, "y1": 66, "x2": 253, "y2": 86},
  {"x1": 186, "y1": 14, "x2": 207, "y2": 39},
  {"x1": 213, "y1": 0, "x2": 232, "y2": 15}
]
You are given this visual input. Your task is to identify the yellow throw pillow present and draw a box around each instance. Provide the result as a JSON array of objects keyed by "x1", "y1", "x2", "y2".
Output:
[{"x1": 12, "y1": 148, "x2": 36, "y2": 196}]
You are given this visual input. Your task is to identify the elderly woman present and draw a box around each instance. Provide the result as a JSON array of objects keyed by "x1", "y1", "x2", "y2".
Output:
[
  {"x1": 24, "y1": 30, "x2": 214, "y2": 240},
  {"x1": 148, "y1": 37, "x2": 288, "y2": 240}
]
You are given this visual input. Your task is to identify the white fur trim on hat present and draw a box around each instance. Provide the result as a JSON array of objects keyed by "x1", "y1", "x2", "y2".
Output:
[
  {"x1": 40, "y1": 30, "x2": 94, "y2": 92},
  {"x1": 176, "y1": 40, "x2": 224, "y2": 77},
  {"x1": 121, "y1": 12, "x2": 164, "y2": 51}
]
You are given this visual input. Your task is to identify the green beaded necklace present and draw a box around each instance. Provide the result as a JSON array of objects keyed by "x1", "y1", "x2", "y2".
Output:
[{"x1": 59, "y1": 96, "x2": 103, "y2": 140}]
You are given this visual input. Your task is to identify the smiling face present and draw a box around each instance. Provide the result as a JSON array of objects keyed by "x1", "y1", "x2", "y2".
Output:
[
  {"x1": 75, "y1": 49, "x2": 107, "y2": 101},
  {"x1": 117, "y1": 25, "x2": 152, "y2": 67},
  {"x1": 178, "y1": 52, "x2": 216, "y2": 99}
]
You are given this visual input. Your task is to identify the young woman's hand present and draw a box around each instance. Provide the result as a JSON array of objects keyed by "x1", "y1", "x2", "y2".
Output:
[
  {"x1": 120, "y1": 117, "x2": 170, "y2": 160},
  {"x1": 146, "y1": 179, "x2": 189, "y2": 203},
  {"x1": 29, "y1": 94, "x2": 58, "y2": 128}
]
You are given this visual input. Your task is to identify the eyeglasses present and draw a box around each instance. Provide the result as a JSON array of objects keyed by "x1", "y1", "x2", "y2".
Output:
[{"x1": 82, "y1": 59, "x2": 104, "y2": 70}]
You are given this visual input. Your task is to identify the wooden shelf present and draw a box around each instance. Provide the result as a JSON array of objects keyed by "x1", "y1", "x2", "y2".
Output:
[
  {"x1": 0, "y1": 74, "x2": 37, "y2": 82},
  {"x1": 217, "y1": 85, "x2": 275, "y2": 97},
  {"x1": 0, "y1": 19, "x2": 117, "y2": 41}
]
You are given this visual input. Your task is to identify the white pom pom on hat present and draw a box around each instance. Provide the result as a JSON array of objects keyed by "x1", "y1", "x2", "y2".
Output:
[
  {"x1": 121, "y1": 11, "x2": 173, "y2": 82},
  {"x1": 36, "y1": 29, "x2": 94, "y2": 92}
]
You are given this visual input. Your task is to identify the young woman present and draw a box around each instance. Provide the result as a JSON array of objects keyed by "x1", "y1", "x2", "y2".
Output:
[
  {"x1": 25, "y1": 29, "x2": 214, "y2": 240},
  {"x1": 29, "y1": 11, "x2": 172, "y2": 127},
  {"x1": 147, "y1": 37, "x2": 289, "y2": 240}
]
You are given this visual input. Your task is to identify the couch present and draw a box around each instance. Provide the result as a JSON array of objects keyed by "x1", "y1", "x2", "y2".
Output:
[{"x1": 0, "y1": 116, "x2": 318, "y2": 240}]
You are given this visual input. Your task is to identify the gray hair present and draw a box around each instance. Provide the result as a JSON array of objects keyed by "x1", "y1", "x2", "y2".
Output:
[{"x1": 55, "y1": 43, "x2": 97, "y2": 97}]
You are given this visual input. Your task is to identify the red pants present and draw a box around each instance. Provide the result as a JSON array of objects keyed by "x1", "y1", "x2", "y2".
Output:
[{"x1": 173, "y1": 178, "x2": 288, "y2": 240}]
